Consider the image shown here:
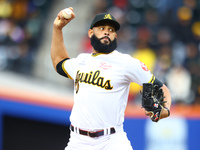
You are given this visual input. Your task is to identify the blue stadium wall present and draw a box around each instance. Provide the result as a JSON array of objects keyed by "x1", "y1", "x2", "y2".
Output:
[{"x1": 0, "y1": 96, "x2": 200, "y2": 150}]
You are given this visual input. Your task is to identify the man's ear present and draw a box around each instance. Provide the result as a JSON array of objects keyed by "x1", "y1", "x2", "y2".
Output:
[
  {"x1": 88, "y1": 29, "x2": 93, "y2": 38},
  {"x1": 115, "y1": 32, "x2": 117, "y2": 38}
]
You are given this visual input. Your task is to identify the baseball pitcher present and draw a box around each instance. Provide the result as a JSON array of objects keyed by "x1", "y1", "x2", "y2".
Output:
[{"x1": 51, "y1": 7, "x2": 171, "y2": 150}]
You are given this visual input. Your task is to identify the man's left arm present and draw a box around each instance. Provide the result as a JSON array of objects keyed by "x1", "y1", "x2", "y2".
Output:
[
  {"x1": 143, "y1": 79, "x2": 172, "y2": 122},
  {"x1": 160, "y1": 84, "x2": 171, "y2": 119}
]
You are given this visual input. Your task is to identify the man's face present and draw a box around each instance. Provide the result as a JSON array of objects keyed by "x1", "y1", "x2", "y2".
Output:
[
  {"x1": 92, "y1": 23, "x2": 117, "y2": 44},
  {"x1": 88, "y1": 23, "x2": 117, "y2": 53}
]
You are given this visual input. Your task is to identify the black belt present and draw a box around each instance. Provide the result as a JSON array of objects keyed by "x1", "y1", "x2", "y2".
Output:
[{"x1": 70, "y1": 125, "x2": 115, "y2": 138}]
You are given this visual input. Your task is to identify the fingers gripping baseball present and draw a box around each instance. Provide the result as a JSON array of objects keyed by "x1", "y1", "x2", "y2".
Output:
[{"x1": 54, "y1": 7, "x2": 75, "y2": 29}]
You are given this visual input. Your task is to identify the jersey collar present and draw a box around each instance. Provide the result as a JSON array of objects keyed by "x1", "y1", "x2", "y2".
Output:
[{"x1": 91, "y1": 50, "x2": 115, "y2": 57}]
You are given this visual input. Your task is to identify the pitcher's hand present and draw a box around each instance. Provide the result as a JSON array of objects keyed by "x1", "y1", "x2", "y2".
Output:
[{"x1": 54, "y1": 7, "x2": 75, "y2": 30}]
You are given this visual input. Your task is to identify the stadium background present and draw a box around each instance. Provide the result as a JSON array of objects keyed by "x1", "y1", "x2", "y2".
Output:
[{"x1": 0, "y1": 0, "x2": 200, "y2": 150}]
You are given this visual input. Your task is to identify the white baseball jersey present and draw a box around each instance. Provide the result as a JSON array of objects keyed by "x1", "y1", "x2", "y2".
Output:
[{"x1": 63, "y1": 50, "x2": 154, "y2": 130}]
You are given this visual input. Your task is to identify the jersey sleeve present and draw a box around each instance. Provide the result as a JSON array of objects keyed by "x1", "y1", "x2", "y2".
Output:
[
  {"x1": 62, "y1": 57, "x2": 78, "y2": 80},
  {"x1": 124, "y1": 56, "x2": 154, "y2": 86}
]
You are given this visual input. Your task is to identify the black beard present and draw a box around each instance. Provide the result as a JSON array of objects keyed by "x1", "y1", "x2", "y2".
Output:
[{"x1": 90, "y1": 34, "x2": 117, "y2": 53}]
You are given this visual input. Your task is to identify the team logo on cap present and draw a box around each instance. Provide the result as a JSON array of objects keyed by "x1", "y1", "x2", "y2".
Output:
[{"x1": 104, "y1": 14, "x2": 112, "y2": 20}]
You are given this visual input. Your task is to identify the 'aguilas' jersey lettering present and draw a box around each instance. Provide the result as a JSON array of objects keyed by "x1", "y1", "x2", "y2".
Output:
[{"x1": 78, "y1": 70, "x2": 113, "y2": 90}]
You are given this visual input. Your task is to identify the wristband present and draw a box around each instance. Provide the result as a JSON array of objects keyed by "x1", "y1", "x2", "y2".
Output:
[{"x1": 164, "y1": 107, "x2": 170, "y2": 117}]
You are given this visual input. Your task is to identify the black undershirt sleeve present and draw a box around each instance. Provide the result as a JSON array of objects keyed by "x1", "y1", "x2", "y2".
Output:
[
  {"x1": 153, "y1": 78, "x2": 163, "y2": 88},
  {"x1": 56, "y1": 58, "x2": 70, "y2": 78}
]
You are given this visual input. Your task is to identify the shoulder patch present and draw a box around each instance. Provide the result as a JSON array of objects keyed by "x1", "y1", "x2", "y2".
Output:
[{"x1": 140, "y1": 61, "x2": 149, "y2": 71}]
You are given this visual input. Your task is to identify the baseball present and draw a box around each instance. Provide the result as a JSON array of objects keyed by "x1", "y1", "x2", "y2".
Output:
[{"x1": 62, "y1": 8, "x2": 72, "y2": 19}]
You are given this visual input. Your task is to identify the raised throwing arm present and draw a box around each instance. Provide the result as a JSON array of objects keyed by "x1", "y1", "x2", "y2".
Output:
[{"x1": 50, "y1": 7, "x2": 75, "y2": 71}]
